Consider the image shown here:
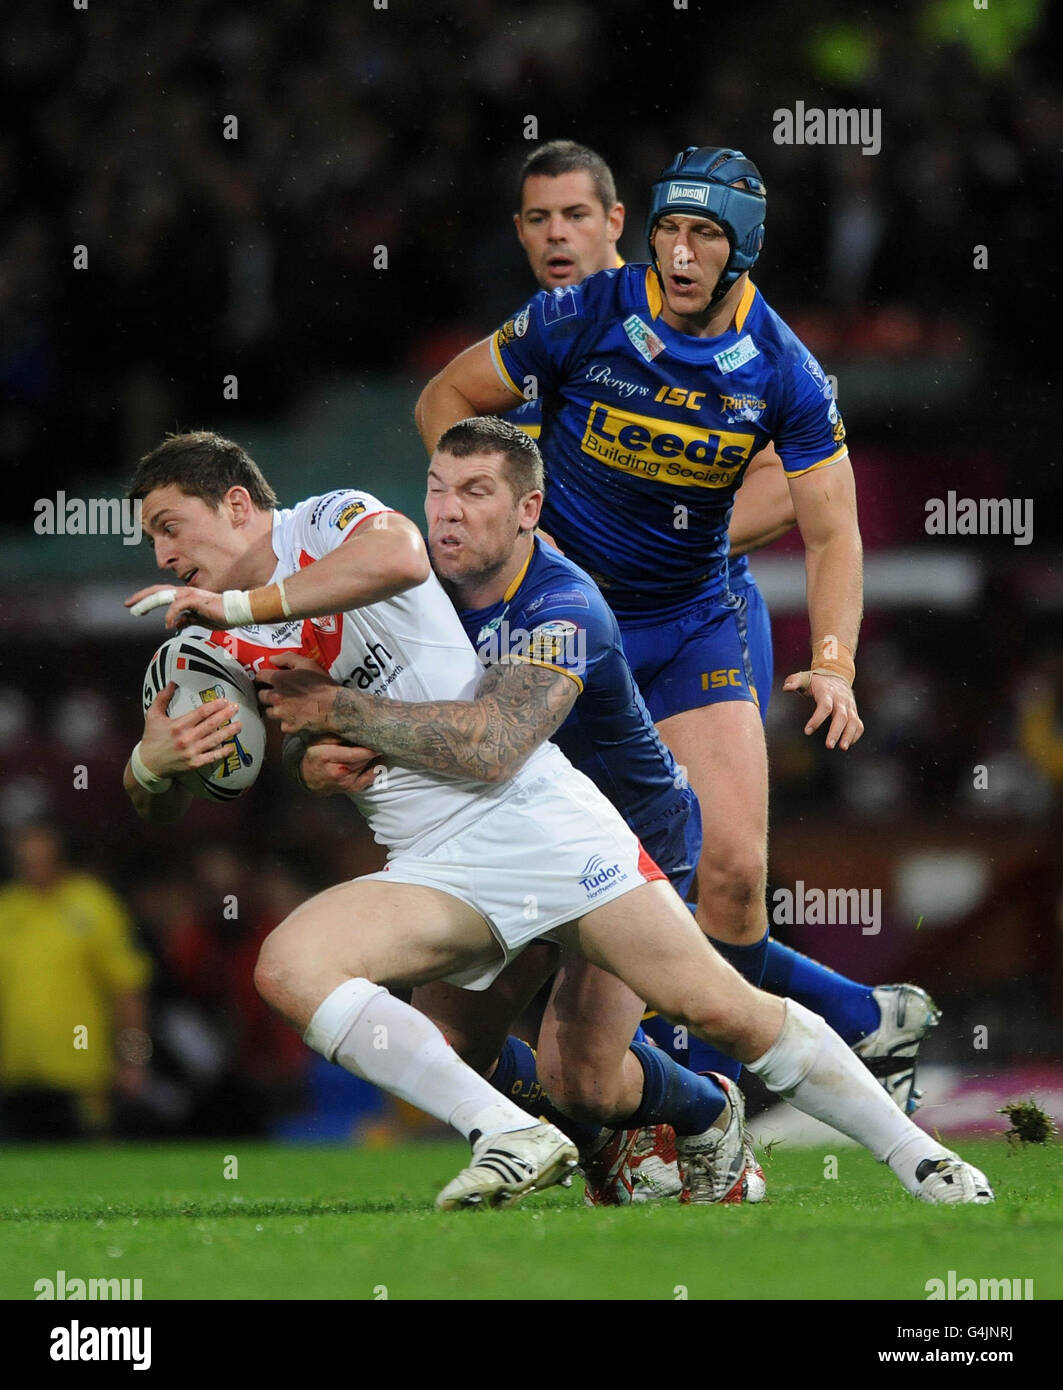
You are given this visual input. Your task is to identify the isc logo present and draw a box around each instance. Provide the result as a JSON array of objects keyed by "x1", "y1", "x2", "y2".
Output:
[
  {"x1": 654, "y1": 386, "x2": 705, "y2": 410},
  {"x1": 702, "y1": 669, "x2": 743, "y2": 690}
]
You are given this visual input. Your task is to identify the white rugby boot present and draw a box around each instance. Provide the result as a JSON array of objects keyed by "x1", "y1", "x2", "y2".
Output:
[
  {"x1": 913, "y1": 1154, "x2": 994, "y2": 1205},
  {"x1": 632, "y1": 1116, "x2": 766, "y2": 1203},
  {"x1": 742, "y1": 1128, "x2": 767, "y2": 1203},
  {"x1": 676, "y1": 1075, "x2": 749, "y2": 1204},
  {"x1": 436, "y1": 1122, "x2": 578, "y2": 1210},
  {"x1": 630, "y1": 1124, "x2": 683, "y2": 1203},
  {"x1": 853, "y1": 984, "x2": 941, "y2": 1114}
]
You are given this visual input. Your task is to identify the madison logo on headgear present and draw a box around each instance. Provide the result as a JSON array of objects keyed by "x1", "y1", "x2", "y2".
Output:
[{"x1": 666, "y1": 182, "x2": 710, "y2": 205}]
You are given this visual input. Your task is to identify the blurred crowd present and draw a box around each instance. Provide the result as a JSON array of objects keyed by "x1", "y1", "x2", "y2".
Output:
[{"x1": 3, "y1": 0, "x2": 1061, "y2": 513}]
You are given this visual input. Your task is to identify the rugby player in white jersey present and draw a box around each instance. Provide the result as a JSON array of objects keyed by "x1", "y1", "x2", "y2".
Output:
[{"x1": 122, "y1": 430, "x2": 992, "y2": 1209}]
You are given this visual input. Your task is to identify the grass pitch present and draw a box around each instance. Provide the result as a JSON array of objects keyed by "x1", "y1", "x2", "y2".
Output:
[{"x1": 1, "y1": 1138, "x2": 1060, "y2": 1301}]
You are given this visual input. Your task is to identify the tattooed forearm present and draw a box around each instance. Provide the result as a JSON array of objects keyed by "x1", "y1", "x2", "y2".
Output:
[{"x1": 329, "y1": 660, "x2": 579, "y2": 783}]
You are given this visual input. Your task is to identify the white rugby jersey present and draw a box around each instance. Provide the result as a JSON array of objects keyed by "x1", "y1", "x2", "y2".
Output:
[{"x1": 192, "y1": 489, "x2": 568, "y2": 856}]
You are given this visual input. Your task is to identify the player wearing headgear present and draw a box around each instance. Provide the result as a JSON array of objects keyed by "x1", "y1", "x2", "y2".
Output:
[
  {"x1": 122, "y1": 430, "x2": 992, "y2": 1209},
  {"x1": 505, "y1": 138, "x2": 793, "y2": 715},
  {"x1": 419, "y1": 143, "x2": 942, "y2": 1115}
]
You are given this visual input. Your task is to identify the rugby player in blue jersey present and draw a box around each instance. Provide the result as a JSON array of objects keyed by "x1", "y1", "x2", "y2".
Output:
[
  {"x1": 419, "y1": 417, "x2": 737, "y2": 1202},
  {"x1": 280, "y1": 417, "x2": 991, "y2": 1208},
  {"x1": 418, "y1": 142, "x2": 941, "y2": 1112},
  {"x1": 296, "y1": 417, "x2": 751, "y2": 1203}
]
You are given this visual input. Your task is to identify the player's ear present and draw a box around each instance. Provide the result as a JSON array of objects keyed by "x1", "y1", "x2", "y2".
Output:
[
  {"x1": 519, "y1": 490, "x2": 543, "y2": 531},
  {"x1": 225, "y1": 485, "x2": 255, "y2": 527},
  {"x1": 609, "y1": 202, "x2": 625, "y2": 241},
  {"x1": 513, "y1": 211, "x2": 526, "y2": 248}
]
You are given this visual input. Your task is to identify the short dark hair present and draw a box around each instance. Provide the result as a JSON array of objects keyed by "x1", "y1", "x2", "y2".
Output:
[
  {"x1": 517, "y1": 140, "x2": 617, "y2": 215},
  {"x1": 435, "y1": 417, "x2": 544, "y2": 501},
  {"x1": 126, "y1": 431, "x2": 278, "y2": 510}
]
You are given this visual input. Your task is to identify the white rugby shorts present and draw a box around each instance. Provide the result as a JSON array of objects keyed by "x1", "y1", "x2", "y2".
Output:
[{"x1": 360, "y1": 765, "x2": 666, "y2": 990}]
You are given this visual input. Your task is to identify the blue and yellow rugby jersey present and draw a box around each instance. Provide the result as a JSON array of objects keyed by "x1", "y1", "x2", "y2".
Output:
[
  {"x1": 505, "y1": 376, "x2": 758, "y2": 603},
  {"x1": 457, "y1": 535, "x2": 700, "y2": 862},
  {"x1": 503, "y1": 393, "x2": 542, "y2": 441},
  {"x1": 490, "y1": 265, "x2": 847, "y2": 613}
]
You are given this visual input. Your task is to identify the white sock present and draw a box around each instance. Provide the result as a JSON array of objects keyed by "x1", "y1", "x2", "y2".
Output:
[
  {"x1": 747, "y1": 998, "x2": 950, "y2": 1195},
  {"x1": 303, "y1": 979, "x2": 540, "y2": 1141}
]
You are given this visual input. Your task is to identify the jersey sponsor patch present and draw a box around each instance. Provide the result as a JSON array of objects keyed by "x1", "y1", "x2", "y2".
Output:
[
  {"x1": 580, "y1": 401, "x2": 755, "y2": 488},
  {"x1": 719, "y1": 392, "x2": 767, "y2": 424},
  {"x1": 577, "y1": 852, "x2": 630, "y2": 901},
  {"x1": 329, "y1": 498, "x2": 367, "y2": 529},
  {"x1": 828, "y1": 399, "x2": 846, "y2": 444},
  {"x1": 481, "y1": 618, "x2": 587, "y2": 677},
  {"x1": 623, "y1": 314, "x2": 666, "y2": 364},
  {"x1": 713, "y1": 334, "x2": 760, "y2": 374},
  {"x1": 342, "y1": 638, "x2": 404, "y2": 692},
  {"x1": 310, "y1": 490, "x2": 346, "y2": 526},
  {"x1": 497, "y1": 307, "x2": 531, "y2": 350},
  {"x1": 528, "y1": 619, "x2": 579, "y2": 662},
  {"x1": 584, "y1": 362, "x2": 652, "y2": 400},
  {"x1": 525, "y1": 588, "x2": 591, "y2": 616},
  {"x1": 803, "y1": 352, "x2": 833, "y2": 397},
  {"x1": 542, "y1": 285, "x2": 578, "y2": 324}
]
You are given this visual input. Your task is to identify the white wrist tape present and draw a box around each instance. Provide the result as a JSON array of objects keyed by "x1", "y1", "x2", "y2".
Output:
[
  {"x1": 277, "y1": 577, "x2": 293, "y2": 618},
  {"x1": 130, "y1": 742, "x2": 173, "y2": 794},
  {"x1": 222, "y1": 589, "x2": 256, "y2": 627}
]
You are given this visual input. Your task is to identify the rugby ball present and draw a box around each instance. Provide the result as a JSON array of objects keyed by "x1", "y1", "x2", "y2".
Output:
[{"x1": 141, "y1": 634, "x2": 266, "y2": 801}]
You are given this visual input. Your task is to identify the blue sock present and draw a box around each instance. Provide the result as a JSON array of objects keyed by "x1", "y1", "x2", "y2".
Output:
[
  {"x1": 761, "y1": 937, "x2": 879, "y2": 1044},
  {"x1": 635, "y1": 1015, "x2": 690, "y2": 1061},
  {"x1": 683, "y1": 930, "x2": 771, "y2": 1081},
  {"x1": 490, "y1": 1035, "x2": 601, "y2": 1151},
  {"x1": 708, "y1": 929, "x2": 770, "y2": 987},
  {"x1": 628, "y1": 1041, "x2": 727, "y2": 1136}
]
